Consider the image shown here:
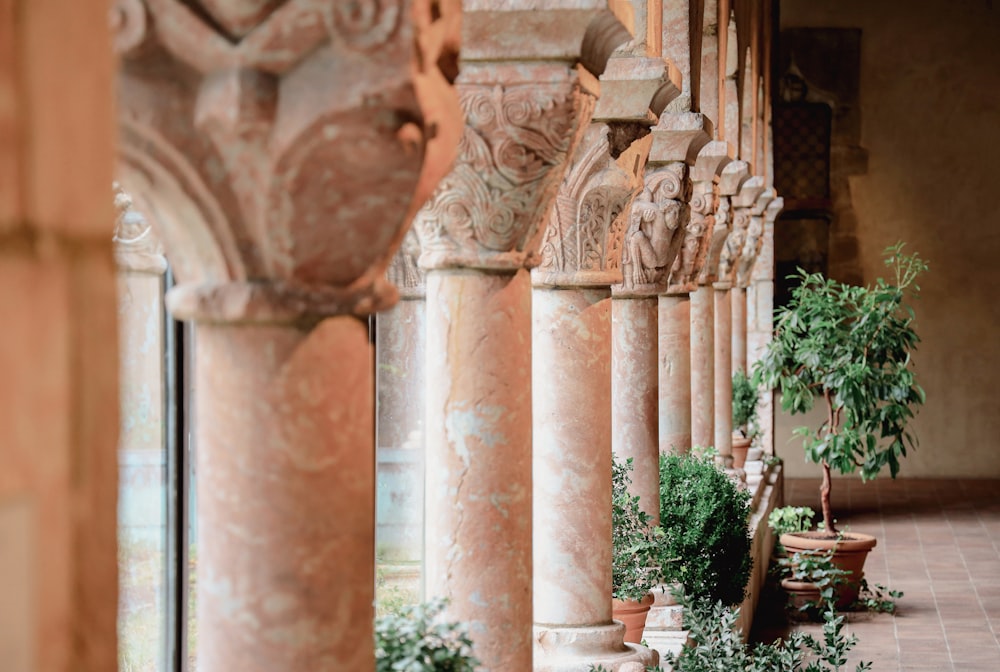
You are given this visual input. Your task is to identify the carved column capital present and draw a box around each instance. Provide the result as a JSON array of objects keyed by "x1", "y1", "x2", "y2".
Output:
[
  {"x1": 699, "y1": 159, "x2": 748, "y2": 287},
  {"x1": 116, "y1": 0, "x2": 462, "y2": 324},
  {"x1": 735, "y1": 188, "x2": 775, "y2": 288},
  {"x1": 414, "y1": 3, "x2": 629, "y2": 273},
  {"x1": 719, "y1": 176, "x2": 765, "y2": 287},
  {"x1": 751, "y1": 195, "x2": 784, "y2": 284},
  {"x1": 611, "y1": 114, "x2": 713, "y2": 298},
  {"x1": 112, "y1": 182, "x2": 167, "y2": 275}
]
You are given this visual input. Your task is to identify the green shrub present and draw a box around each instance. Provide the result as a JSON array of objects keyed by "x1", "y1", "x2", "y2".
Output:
[
  {"x1": 768, "y1": 506, "x2": 816, "y2": 538},
  {"x1": 374, "y1": 599, "x2": 479, "y2": 672},
  {"x1": 658, "y1": 454, "x2": 752, "y2": 607}
]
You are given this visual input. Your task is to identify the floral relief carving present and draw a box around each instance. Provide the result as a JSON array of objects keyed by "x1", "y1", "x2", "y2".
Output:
[{"x1": 415, "y1": 78, "x2": 582, "y2": 270}]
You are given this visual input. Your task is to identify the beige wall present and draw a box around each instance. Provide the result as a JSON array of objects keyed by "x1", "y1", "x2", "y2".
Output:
[{"x1": 777, "y1": 0, "x2": 1000, "y2": 478}]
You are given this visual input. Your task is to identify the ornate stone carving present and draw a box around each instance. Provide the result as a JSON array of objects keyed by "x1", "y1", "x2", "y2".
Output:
[
  {"x1": 735, "y1": 188, "x2": 775, "y2": 288},
  {"x1": 112, "y1": 182, "x2": 167, "y2": 274},
  {"x1": 700, "y1": 159, "x2": 748, "y2": 286},
  {"x1": 751, "y1": 194, "x2": 784, "y2": 284},
  {"x1": 722, "y1": 176, "x2": 765, "y2": 286},
  {"x1": 117, "y1": 0, "x2": 462, "y2": 323},
  {"x1": 415, "y1": 66, "x2": 588, "y2": 271},
  {"x1": 533, "y1": 122, "x2": 646, "y2": 287},
  {"x1": 386, "y1": 228, "x2": 426, "y2": 299},
  {"x1": 613, "y1": 163, "x2": 687, "y2": 296},
  {"x1": 667, "y1": 140, "x2": 730, "y2": 293}
]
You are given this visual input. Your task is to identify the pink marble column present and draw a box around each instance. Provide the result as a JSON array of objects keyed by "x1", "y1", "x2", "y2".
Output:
[
  {"x1": 653, "y1": 135, "x2": 727, "y2": 459},
  {"x1": 658, "y1": 294, "x2": 691, "y2": 455},
  {"x1": 747, "y1": 196, "x2": 784, "y2": 455},
  {"x1": 414, "y1": 8, "x2": 631, "y2": 671},
  {"x1": 376, "y1": 231, "x2": 427, "y2": 570},
  {"x1": 691, "y1": 158, "x2": 747, "y2": 457},
  {"x1": 612, "y1": 142, "x2": 697, "y2": 525},
  {"x1": 714, "y1": 176, "x2": 763, "y2": 470},
  {"x1": 731, "y1": 286, "x2": 747, "y2": 375},
  {"x1": 712, "y1": 284, "x2": 733, "y2": 464},
  {"x1": 533, "y1": 58, "x2": 677, "y2": 666},
  {"x1": 117, "y1": 2, "x2": 462, "y2": 669}
]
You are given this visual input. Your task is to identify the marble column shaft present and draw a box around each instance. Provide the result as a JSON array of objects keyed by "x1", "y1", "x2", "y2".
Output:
[
  {"x1": 424, "y1": 269, "x2": 534, "y2": 670},
  {"x1": 712, "y1": 285, "x2": 733, "y2": 464},
  {"x1": 195, "y1": 318, "x2": 374, "y2": 671},
  {"x1": 731, "y1": 286, "x2": 747, "y2": 375},
  {"x1": 612, "y1": 297, "x2": 659, "y2": 521},
  {"x1": 658, "y1": 294, "x2": 692, "y2": 456},
  {"x1": 689, "y1": 285, "x2": 715, "y2": 451},
  {"x1": 534, "y1": 287, "x2": 614, "y2": 627}
]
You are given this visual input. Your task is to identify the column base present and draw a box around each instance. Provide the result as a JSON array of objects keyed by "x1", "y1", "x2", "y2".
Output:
[
  {"x1": 641, "y1": 630, "x2": 689, "y2": 663},
  {"x1": 534, "y1": 621, "x2": 659, "y2": 672}
]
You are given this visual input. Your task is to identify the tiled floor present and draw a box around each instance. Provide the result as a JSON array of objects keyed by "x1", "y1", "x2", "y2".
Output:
[{"x1": 751, "y1": 478, "x2": 1000, "y2": 671}]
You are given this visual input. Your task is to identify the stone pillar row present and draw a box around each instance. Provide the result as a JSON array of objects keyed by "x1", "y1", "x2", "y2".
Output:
[{"x1": 116, "y1": 2, "x2": 464, "y2": 671}]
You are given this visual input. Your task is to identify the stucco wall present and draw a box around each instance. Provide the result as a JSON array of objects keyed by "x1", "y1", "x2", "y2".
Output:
[{"x1": 776, "y1": 0, "x2": 1000, "y2": 478}]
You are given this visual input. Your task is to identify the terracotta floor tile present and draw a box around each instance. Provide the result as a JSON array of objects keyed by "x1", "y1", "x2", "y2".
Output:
[{"x1": 751, "y1": 479, "x2": 1000, "y2": 672}]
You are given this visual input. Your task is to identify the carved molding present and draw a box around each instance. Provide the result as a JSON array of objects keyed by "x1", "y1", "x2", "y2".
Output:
[
  {"x1": 701, "y1": 159, "x2": 749, "y2": 287},
  {"x1": 116, "y1": 0, "x2": 462, "y2": 323},
  {"x1": 112, "y1": 182, "x2": 167, "y2": 275},
  {"x1": 414, "y1": 65, "x2": 589, "y2": 272}
]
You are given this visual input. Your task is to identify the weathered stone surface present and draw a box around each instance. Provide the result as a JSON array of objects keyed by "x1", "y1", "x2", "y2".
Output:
[
  {"x1": 425, "y1": 269, "x2": 534, "y2": 672},
  {"x1": 195, "y1": 318, "x2": 374, "y2": 671},
  {"x1": 690, "y1": 285, "x2": 714, "y2": 450},
  {"x1": 659, "y1": 294, "x2": 692, "y2": 455},
  {"x1": 118, "y1": 0, "x2": 462, "y2": 322}
]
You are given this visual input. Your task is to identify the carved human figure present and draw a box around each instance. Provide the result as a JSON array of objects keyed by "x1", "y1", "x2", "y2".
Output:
[
  {"x1": 718, "y1": 209, "x2": 748, "y2": 281},
  {"x1": 621, "y1": 194, "x2": 680, "y2": 288}
]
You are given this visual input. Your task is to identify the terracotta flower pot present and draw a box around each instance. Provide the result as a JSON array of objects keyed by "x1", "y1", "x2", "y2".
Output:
[
  {"x1": 780, "y1": 531, "x2": 877, "y2": 608},
  {"x1": 731, "y1": 436, "x2": 752, "y2": 469},
  {"x1": 612, "y1": 593, "x2": 655, "y2": 643}
]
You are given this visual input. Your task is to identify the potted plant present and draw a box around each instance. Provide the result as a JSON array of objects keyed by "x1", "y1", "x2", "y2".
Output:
[
  {"x1": 754, "y1": 243, "x2": 927, "y2": 606},
  {"x1": 731, "y1": 369, "x2": 759, "y2": 468},
  {"x1": 612, "y1": 457, "x2": 664, "y2": 642},
  {"x1": 658, "y1": 452, "x2": 752, "y2": 608},
  {"x1": 375, "y1": 598, "x2": 479, "y2": 672}
]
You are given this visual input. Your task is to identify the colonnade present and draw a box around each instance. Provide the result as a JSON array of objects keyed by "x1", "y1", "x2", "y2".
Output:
[{"x1": 111, "y1": 0, "x2": 783, "y2": 671}]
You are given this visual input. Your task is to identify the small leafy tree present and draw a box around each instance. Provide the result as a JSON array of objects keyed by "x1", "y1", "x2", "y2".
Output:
[{"x1": 754, "y1": 243, "x2": 927, "y2": 534}]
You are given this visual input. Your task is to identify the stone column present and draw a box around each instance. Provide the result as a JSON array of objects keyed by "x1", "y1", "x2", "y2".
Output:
[
  {"x1": 748, "y1": 196, "x2": 784, "y2": 455},
  {"x1": 692, "y1": 159, "x2": 746, "y2": 464},
  {"x1": 534, "y1": 48, "x2": 677, "y2": 665},
  {"x1": 715, "y1": 176, "x2": 763, "y2": 471},
  {"x1": 733, "y1": 188, "x2": 775, "y2": 378},
  {"x1": 653, "y1": 137, "x2": 729, "y2": 459},
  {"x1": 375, "y1": 230, "x2": 427, "y2": 600},
  {"x1": 117, "y1": 3, "x2": 462, "y2": 670},
  {"x1": 414, "y1": 7, "x2": 631, "y2": 671},
  {"x1": 112, "y1": 185, "x2": 169, "y2": 668}
]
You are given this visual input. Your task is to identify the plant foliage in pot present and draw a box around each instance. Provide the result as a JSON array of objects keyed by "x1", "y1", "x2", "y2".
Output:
[
  {"x1": 754, "y1": 243, "x2": 927, "y2": 606},
  {"x1": 375, "y1": 598, "x2": 479, "y2": 672},
  {"x1": 731, "y1": 369, "x2": 759, "y2": 469},
  {"x1": 658, "y1": 452, "x2": 752, "y2": 608},
  {"x1": 612, "y1": 457, "x2": 664, "y2": 643}
]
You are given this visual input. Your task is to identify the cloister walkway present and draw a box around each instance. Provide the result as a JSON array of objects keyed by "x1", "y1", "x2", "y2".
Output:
[{"x1": 752, "y1": 477, "x2": 1000, "y2": 671}]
